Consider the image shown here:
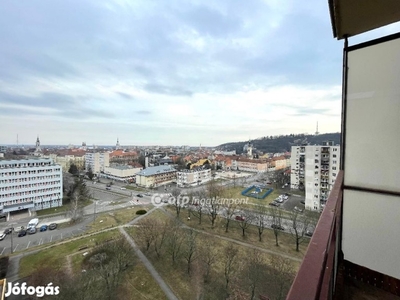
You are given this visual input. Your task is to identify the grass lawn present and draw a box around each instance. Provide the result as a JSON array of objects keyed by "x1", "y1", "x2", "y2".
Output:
[
  {"x1": 166, "y1": 206, "x2": 308, "y2": 260},
  {"x1": 19, "y1": 230, "x2": 120, "y2": 278},
  {"x1": 86, "y1": 206, "x2": 150, "y2": 233},
  {"x1": 128, "y1": 209, "x2": 300, "y2": 299}
]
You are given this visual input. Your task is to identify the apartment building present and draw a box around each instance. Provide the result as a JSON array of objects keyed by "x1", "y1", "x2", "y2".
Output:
[
  {"x1": 288, "y1": 4, "x2": 400, "y2": 299},
  {"x1": 48, "y1": 150, "x2": 86, "y2": 171},
  {"x1": 136, "y1": 165, "x2": 177, "y2": 188},
  {"x1": 0, "y1": 158, "x2": 63, "y2": 213},
  {"x1": 290, "y1": 141, "x2": 340, "y2": 211},
  {"x1": 177, "y1": 166, "x2": 212, "y2": 187},
  {"x1": 85, "y1": 152, "x2": 110, "y2": 174}
]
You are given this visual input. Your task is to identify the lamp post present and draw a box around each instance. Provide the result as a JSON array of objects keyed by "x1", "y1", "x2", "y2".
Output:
[{"x1": 10, "y1": 222, "x2": 16, "y2": 254}]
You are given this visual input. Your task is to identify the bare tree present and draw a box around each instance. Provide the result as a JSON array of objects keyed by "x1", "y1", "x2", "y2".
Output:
[
  {"x1": 245, "y1": 249, "x2": 266, "y2": 300},
  {"x1": 85, "y1": 239, "x2": 134, "y2": 300},
  {"x1": 236, "y1": 211, "x2": 254, "y2": 238},
  {"x1": 288, "y1": 209, "x2": 313, "y2": 251},
  {"x1": 269, "y1": 206, "x2": 284, "y2": 246},
  {"x1": 189, "y1": 189, "x2": 206, "y2": 225},
  {"x1": 135, "y1": 218, "x2": 161, "y2": 251},
  {"x1": 170, "y1": 187, "x2": 183, "y2": 218},
  {"x1": 205, "y1": 180, "x2": 224, "y2": 228},
  {"x1": 254, "y1": 204, "x2": 268, "y2": 242},
  {"x1": 182, "y1": 229, "x2": 198, "y2": 274},
  {"x1": 222, "y1": 202, "x2": 238, "y2": 233},
  {"x1": 153, "y1": 220, "x2": 169, "y2": 258},
  {"x1": 165, "y1": 219, "x2": 185, "y2": 264},
  {"x1": 223, "y1": 245, "x2": 239, "y2": 297},
  {"x1": 269, "y1": 255, "x2": 296, "y2": 300},
  {"x1": 199, "y1": 241, "x2": 218, "y2": 283}
]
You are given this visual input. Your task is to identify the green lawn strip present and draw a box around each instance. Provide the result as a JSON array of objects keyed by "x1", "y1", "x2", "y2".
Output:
[
  {"x1": 35, "y1": 199, "x2": 92, "y2": 217},
  {"x1": 19, "y1": 230, "x2": 120, "y2": 278},
  {"x1": 123, "y1": 185, "x2": 147, "y2": 192}
]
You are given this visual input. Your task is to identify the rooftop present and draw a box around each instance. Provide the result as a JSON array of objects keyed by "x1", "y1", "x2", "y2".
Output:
[{"x1": 136, "y1": 165, "x2": 176, "y2": 176}]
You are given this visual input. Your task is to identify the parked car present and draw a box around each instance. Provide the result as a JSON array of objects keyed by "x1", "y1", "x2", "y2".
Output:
[
  {"x1": 305, "y1": 230, "x2": 313, "y2": 237},
  {"x1": 3, "y1": 228, "x2": 12, "y2": 235},
  {"x1": 49, "y1": 223, "x2": 57, "y2": 230},
  {"x1": 0, "y1": 233, "x2": 6, "y2": 241},
  {"x1": 294, "y1": 206, "x2": 304, "y2": 213},
  {"x1": 40, "y1": 225, "x2": 48, "y2": 232},
  {"x1": 282, "y1": 195, "x2": 289, "y2": 200},
  {"x1": 28, "y1": 227, "x2": 37, "y2": 234},
  {"x1": 235, "y1": 216, "x2": 245, "y2": 221},
  {"x1": 137, "y1": 194, "x2": 143, "y2": 198},
  {"x1": 269, "y1": 201, "x2": 279, "y2": 206},
  {"x1": 120, "y1": 187, "x2": 126, "y2": 190},
  {"x1": 300, "y1": 200, "x2": 305, "y2": 205},
  {"x1": 144, "y1": 193, "x2": 151, "y2": 196},
  {"x1": 18, "y1": 230, "x2": 27, "y2": 237},
  {"x1": 271, "y1": 224, "x2": 285, "y2": 231},
  {"x1": 106, "y1": 187, "x2": 111, "y2": 190}
]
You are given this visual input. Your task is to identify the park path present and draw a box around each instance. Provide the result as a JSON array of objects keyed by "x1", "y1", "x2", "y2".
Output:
[
  {"x1": 119, "y1": 227, "x2": 179, "y2": 300},
  {"x1": 160, "y1": 207, "x2": 302, "y2": 263}
]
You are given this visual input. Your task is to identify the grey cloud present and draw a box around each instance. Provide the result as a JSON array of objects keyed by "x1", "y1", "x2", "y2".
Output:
[
  {"x1": 116, "y1": 92, "x2": 134, "y2": 99},
  {"x1": 143, "y1": 83, "x2": 193, "y2": 97},
  {"x1": 290, "y1": 108, "x2": 331, "y2": 116}
]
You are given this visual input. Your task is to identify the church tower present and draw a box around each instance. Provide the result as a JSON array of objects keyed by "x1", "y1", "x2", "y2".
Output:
[
  {"x1": 116, "y1": 138, "x2": 121, "y2": 150},
  {"x1": 35, "y1": 136, "x2": 41, "y2": 152}
]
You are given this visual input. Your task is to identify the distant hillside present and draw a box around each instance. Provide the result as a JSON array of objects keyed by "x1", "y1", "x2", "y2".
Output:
[{"x1": 217, "y1": 133, "x2": 341, "y2": 154}]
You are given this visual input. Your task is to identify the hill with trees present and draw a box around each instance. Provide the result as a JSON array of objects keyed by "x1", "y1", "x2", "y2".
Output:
[{"x1": 217, "y1": 132, "x2": 341, "y2": 154}]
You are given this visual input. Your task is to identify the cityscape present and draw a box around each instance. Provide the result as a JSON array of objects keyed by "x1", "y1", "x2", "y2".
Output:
[{"x1": 1, "y1": 0, "x2": 400, "y2": 300}]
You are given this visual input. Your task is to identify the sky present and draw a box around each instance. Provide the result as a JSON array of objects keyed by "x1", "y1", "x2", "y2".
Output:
[{"x1": 1, "y1": 0, "x2": 400, "y2": 147}]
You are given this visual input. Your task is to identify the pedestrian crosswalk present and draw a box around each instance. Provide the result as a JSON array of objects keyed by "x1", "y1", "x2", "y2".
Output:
[{"x1": 129, "y1": 200, "x2": 145, "y2": 205}]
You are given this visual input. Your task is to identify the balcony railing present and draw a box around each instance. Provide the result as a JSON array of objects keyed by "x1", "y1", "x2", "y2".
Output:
[{"x1": 286, "y1": 170, "x2": 343, "y2": 300}]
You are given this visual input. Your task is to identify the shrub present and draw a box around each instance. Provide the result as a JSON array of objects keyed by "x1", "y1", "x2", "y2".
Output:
[{"x1": 136, "y1": 210, "x2": 147, "y2": 215}]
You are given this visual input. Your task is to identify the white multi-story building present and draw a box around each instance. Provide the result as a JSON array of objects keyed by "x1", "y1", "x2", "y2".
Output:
[
  {"x1": 0, "y1": 158, "x2": 63, "y2": 213},
  {"x1": 85, "y1": 152, "x2": 110, "y2": 174},
  {"x1": 100, "y1": 165, "x2": 143, "y2": 182},
  {"x1": 290, "y1": 141, "x2": 340, "y2": 211},
  {"x1": 177, "y1": 167, "x2": 212, "y2": 187},
  {"x1": 136, "y1": 165, "x2": 177, "y2": 188}
]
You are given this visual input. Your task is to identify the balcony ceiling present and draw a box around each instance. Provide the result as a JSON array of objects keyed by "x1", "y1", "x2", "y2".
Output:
[{"x1": 329, "y1": 0, "x2": 400, "y2": 39}]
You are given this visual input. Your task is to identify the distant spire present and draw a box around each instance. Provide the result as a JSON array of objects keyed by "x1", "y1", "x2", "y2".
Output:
[{"x1": 315, "y1": 122, "x2": 319, "y2": 135}]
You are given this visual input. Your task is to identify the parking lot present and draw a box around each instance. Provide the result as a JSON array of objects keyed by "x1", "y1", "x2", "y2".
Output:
[{"x1": 0, "y1": 217, "x2": 92, "y2": 256}]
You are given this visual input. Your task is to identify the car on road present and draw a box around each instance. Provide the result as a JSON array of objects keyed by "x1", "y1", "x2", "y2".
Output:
[
  {"x1": 3, "y1": 228, "x2": 12, "y2": 235},
  {"x1": 120, "y1": 187, "x2": 126, "y2": 190},
  {"x1": 144, "y1": 193, "x2": 151, "y2": 196},
  {"x1": 0, "y1": 233, "x2": 6, "y2": 241},
  {"x1": 18, "y1": 230, "x2": 27, "y2": 237},
  {"x1": 106, "y1": 187, "x2": 111, "y2": 190},
  {"x1": 28, "y1": 227, "x2": 37, "y2": 234},
  {"x1": 271, "y1": 224, "x2": 285, "y2": 231},
  {"x1": 49, "y1": 223, "x2": 57, "y2": 230},
  {"x1": 137, "y1": 194, "x2": 143, "y2": 197},
  {"x1": 235, "y1": 216, "x2": 245, "y2": 221},
  {"x1": 40, "y1": 225, "x2": 48, "y2": 232}
]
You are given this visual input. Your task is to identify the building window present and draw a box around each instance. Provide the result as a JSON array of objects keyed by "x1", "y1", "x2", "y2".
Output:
[
  {"x1": 333, "y1": 154, "x2": 337, "y2": 158},
  {"x1": 332, "y1": 166, "x2": 337, "y2": 170}
]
